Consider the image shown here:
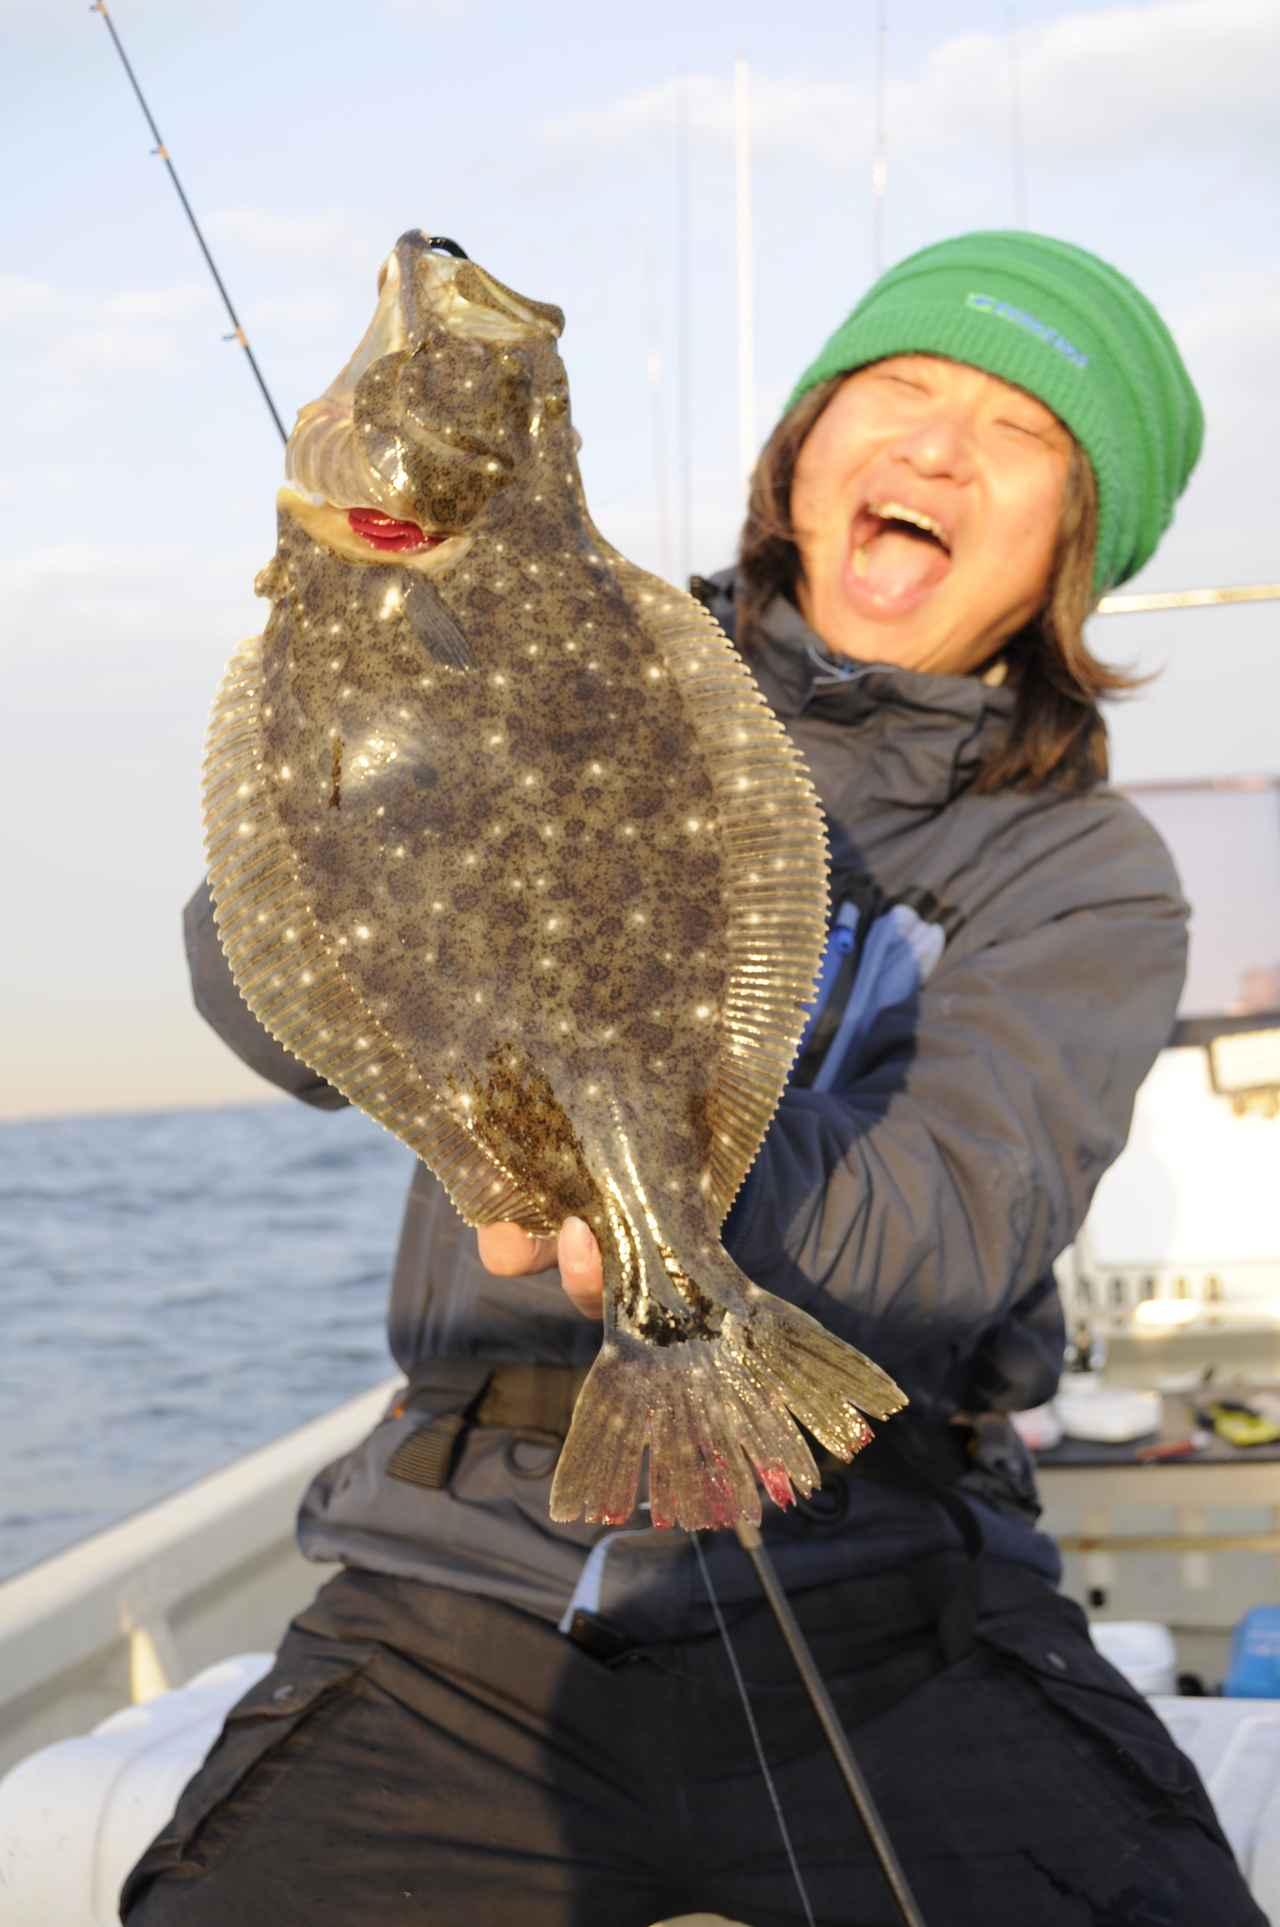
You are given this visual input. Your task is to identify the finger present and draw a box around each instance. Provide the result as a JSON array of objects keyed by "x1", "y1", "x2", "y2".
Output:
[
  {"x1": 477, "y1": 1222, "x2": 559, "y2": 1277},
  {"x1": 558, "y1": 1215, "x2": 604, "y2": 1320}
]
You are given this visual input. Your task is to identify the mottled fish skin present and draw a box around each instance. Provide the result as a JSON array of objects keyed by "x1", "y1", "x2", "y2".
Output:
[{"x1": 204, "y1": 232, "x2": 906, "y2": 1532}]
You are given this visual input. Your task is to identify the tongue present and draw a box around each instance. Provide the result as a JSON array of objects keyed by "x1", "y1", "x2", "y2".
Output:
[{"x1": 858, "y1": 527, "x2": 949, "y2": 601}]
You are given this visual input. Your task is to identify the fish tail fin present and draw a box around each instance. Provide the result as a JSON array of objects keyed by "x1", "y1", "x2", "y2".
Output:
[{"x1": 550, "y1": 1285, "x2": 906, "y2": 1532}]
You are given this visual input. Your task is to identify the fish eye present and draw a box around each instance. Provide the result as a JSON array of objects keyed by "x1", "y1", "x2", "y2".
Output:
[{"x1": 422, "y1": 236, "x2": 469, "y2": 261}]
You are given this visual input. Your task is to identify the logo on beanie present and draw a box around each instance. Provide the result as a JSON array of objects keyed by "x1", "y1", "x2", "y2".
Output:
[{"x1": 966, "y1": 292, "x2": 1088, "y2": 370}]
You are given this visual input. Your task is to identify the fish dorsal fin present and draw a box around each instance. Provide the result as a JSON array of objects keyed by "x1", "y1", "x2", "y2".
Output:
[
  {"x1": 203, "y1": 636, "x2": 554, "y2": 1234},
  {"x1": 609, "y1": 558, "x2": 829, "y2": 1222}
]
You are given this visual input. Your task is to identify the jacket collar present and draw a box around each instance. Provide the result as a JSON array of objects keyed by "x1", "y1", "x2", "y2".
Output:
[{"x1": 696, "y1": 566, "x2": 1016, "y2": 804}]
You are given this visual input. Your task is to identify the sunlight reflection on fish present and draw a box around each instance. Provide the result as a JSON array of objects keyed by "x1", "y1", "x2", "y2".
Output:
[{"x1": 203, "y1": 230, "x2": 905, "y2": 1533}]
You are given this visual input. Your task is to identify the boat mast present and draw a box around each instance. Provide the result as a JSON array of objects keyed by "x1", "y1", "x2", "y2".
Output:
[
  {"x1": 872, "y1": 0, "x2": 889, "y2": 273},
  {"x1": 1007, "y1": 3, "x2": 1029, "y2": 227},
  {"x1": 674, "y1": 80, "x2": 694, "y2": 585},
  {"x1": 734, "y1": 58, "x2": 757, "y2": 486},
  {"x1": 643, "y1": 223, "x2": 674, "y2": 583}
]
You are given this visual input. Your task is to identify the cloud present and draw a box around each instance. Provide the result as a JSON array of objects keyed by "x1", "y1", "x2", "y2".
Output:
[
  {"x1": 0, "y1": 276, "x2": 62, "y2": 323},
  {"x1": 0, "y1": 277, "x2": 212, "y2": 329},
  {"x1": 0, "y1": 276, "x2": 213, "y2": 379},
  {"x1": 541, "y1": 0, "x2": 1276, "y2": 166},
  {"x1": 901, "y1": 0, "x2": 1276, "y2": 156},
  {"x1": 0, "y1": 542, "x2": 179, "y2": 594},
  {"x1": 248, "y1": 289, "x2": 346, "y2": 339},
  {"x1": 205, "y1": 207, "x2": 366, "y2": 260},
  {"x1": 1176, "y1": 268, "x2": 1280, "y2": 371},
  {"x1": 104, "y1": 284, "x2": 213, "y2": 321},
  {"x1": 542, "y1": 72, "x2": 864, "y2": 164}
]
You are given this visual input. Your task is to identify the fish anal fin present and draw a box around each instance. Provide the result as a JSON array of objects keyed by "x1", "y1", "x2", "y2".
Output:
[{"x1": 604, "y1": 556, "x2": 829, "y2": 1225}]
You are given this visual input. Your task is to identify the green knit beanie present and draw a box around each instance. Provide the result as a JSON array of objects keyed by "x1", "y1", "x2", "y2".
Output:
[{"x1": 786, "y1": 230, "x2": 1204, "y2": 592}]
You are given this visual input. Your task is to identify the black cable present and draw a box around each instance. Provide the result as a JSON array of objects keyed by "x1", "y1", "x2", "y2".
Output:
[
  {"x1": 735, "y1": 1521, "x2": 928, "y2": 1927},
  {"x1": 90, "y1": 1, "x2": 289, "y2": 448}
]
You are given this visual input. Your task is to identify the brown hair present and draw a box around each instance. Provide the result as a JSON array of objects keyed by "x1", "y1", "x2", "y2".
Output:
[{"x1": 735, "y1": 375, "x2": 1144, "y2": 794}]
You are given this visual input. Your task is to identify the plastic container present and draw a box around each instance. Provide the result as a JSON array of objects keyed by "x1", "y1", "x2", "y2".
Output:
[
  {"x1": 1056, "y1": 1382, "x2": 1161, "y2": 1443},
  {"x1": 1090, "y1": 1620, "x2": 1178, "y2": 1696},
  {"x1": 1226, "y1": 1606, "x2": 1280, "y2": 1698}
]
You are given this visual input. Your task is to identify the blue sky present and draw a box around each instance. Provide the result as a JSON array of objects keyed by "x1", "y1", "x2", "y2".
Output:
[{"x1": 2, "y1": 0, "x2": 1276, "y2": 1116}]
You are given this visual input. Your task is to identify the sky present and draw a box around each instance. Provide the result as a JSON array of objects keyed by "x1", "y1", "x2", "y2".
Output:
[{"x1": 1, "y1": 0, "x2": 1276, "y2": 1118}]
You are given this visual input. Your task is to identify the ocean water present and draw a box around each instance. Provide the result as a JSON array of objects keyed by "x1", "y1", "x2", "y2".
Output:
[{"x1": 0, "y1": 1101, "x2": 415, "y2": 1582}]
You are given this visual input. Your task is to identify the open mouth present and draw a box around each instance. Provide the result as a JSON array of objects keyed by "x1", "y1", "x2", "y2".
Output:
[
  {"x1": 848, "y1": 498, "x2": 953, "y2": 611},
  {"x1": 346, "y1": 508, "x2": 450, "y2": 554}
]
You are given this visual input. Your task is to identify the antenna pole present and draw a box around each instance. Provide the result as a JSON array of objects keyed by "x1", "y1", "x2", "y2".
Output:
[
  {"x1": 1007, "y1": 3, "x2": 1029, "y2": 227},
  {"x1": 872, "y1": 0, "x2": 889, "y2": 273},
  {"x1": 674, "y1": 79, "x2": 693, "y2": 585},
  {"x1": 733, "y1": 58, "x2": 757, "y2": 488},
  {"x1": 90, "y1": 1, "x2": 288, "y2": 447},
  {"x1": 736, "y1": 1522, "x2": 928, "y2": 1927},
  {"x1": 642, "y1": 223, "x2": 673, "y2": 582}
]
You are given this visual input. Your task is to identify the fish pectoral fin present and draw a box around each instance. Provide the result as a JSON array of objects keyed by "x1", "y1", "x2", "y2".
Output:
[
  {"x1": 404, "y1": 575, "x2": 474, "y2": 670},
  {"x1": 549, "y1": 1282, "x2": 906, "y2": 1533}
]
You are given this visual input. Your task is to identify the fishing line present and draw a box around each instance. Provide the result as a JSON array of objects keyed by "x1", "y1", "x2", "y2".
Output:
[
  {"x1": 90, "y1": 1, "x2": 288, "y2": 447},
  {"x1": 735, "y1": 1522, "x2": 929, "y2": 1927},
  {"x1": 692, "y1": 1533, "x2": 817, "y2": 1927}
]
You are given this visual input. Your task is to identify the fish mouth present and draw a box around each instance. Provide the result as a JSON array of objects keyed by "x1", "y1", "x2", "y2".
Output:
[
  {"x1": 345, "y1": 508, "x2": 450, "y2": 555},
  {"x1": 284, "y1": 234, "x2": 563, "y2": 539}
]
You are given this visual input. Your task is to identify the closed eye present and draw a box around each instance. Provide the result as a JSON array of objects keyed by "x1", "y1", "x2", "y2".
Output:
[
  {"x1": 996, "y1": 418, "x2": 1045, "y2": 439},
  {"x1": 878, "y1": 373, "x2": 928, "y2": 395}
]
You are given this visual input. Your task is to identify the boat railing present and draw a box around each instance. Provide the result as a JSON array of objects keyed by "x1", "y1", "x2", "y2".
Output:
[{"x1": 0, "y1": 1379, "x2": 396, "y2": 1779}]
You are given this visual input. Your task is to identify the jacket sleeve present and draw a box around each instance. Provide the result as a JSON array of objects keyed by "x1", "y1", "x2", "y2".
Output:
[
  {"x1": 723, "y1": 798, "x2": 1188, "y2": 1414},
  {"x1": 184, "y1": 880, "x2": 349, "y2": 1111}
]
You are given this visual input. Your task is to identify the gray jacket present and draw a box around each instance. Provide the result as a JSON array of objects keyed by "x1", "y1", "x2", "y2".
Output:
[{"x1": 186, "y1": 574, "x2": 1187, "y2": 1635}]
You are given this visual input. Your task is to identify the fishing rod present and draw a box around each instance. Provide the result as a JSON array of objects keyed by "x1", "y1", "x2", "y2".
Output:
[
  {"x1": 733, "y1": 1523, "x2": 929, "y2": 1927},
  {"x1": 90, "y1": 0, "x2": 288, "y2": 447}
]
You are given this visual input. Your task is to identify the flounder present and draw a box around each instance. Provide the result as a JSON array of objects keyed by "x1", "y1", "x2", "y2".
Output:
[{"x1": 203, "y1": 231, "x2": 905, "y2": 1532}]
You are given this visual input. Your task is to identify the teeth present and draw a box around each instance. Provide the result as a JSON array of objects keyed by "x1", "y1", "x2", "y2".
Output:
[{"x1": 871, "y1": 499, "x2": 948, "y2": 546}]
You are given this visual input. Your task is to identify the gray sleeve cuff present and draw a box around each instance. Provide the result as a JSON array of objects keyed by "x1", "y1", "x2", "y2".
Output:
[{"x1": 184, "y1": 880, "x2": 349, "y2": 1111}]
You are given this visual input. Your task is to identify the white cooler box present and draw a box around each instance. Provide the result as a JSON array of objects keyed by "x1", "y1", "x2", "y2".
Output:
[{"x1": 2, "y1": 1653, "x2": 1279, "y2": 1925}]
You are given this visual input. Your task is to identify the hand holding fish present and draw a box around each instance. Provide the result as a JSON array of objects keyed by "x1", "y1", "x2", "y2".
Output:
[
  {"x1": 202, "y1": 229, "x2": 905, "y2": 1531},
  {"x1": 478, "y1": 1217, "x2": 604, "y2": 1319}
]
